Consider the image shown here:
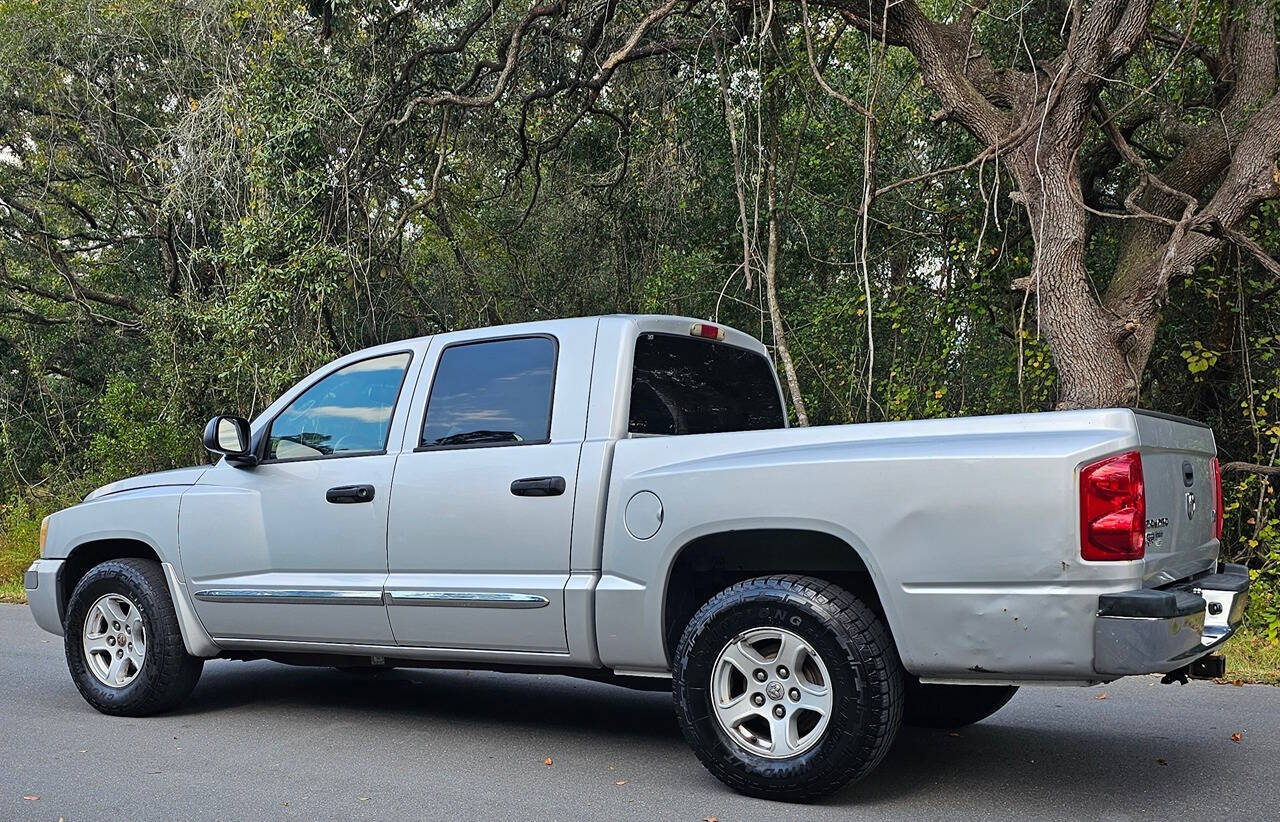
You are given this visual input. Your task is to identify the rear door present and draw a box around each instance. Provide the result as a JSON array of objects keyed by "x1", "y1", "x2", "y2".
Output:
[
  {"x1": 1134, "y1": 411, "x2": 1220, "y2": 585},
  {"x1": 384, "y1": 323, "x2": 595, "y2": 653}
]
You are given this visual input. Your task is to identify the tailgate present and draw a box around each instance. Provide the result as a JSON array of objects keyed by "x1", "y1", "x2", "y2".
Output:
[{"x1": 1133, "y1": 411, "x2": 1220, "y2": 586}]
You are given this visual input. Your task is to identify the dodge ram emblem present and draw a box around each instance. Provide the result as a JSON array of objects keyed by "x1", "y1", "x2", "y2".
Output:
[{"x1": 1186, "y1": 491, "x2": 1197, "y2": 520}]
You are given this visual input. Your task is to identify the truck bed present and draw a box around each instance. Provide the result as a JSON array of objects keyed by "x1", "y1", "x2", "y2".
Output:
[{"x1": 596, "y1": 408, "x2": 1221, "y2": 683}]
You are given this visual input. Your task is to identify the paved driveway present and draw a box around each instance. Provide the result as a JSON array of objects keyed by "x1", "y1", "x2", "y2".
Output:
[{"x1": 1, "y1": 604, "x2": 1274, "y2": 820}]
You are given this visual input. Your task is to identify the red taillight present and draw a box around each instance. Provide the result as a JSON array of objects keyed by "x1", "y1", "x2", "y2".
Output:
[
  {"x1": 690, "y1": 322, "x2": 725, "y2": 341},
  {"x1": 1080, "y1": 451, "x2": 1146, "y2": 561},
  {"x1": 1211, "y1": 456, "x2": 1223, "y2": 541}
]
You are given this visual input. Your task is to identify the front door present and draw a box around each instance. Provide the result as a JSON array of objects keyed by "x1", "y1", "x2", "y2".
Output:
[
  {"x1": 385, "y1": 335, "x2": 580, "y2": 653},
  {"x1": 180, "y1": 350, "x2": 416, "y2": 645}
]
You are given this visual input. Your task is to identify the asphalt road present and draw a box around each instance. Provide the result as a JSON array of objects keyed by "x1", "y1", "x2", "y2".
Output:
[{"x1": 1, "y1": 603, "x2": 1276, "y2": 821}]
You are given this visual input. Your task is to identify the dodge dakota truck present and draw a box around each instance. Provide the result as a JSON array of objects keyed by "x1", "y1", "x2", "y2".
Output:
[{"x1": 25, "y1": 314, "x2": 1248, "y2": 800}]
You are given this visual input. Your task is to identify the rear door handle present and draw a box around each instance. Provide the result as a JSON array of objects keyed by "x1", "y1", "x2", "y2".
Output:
[
  {"x1": 326, "y1": 484, "x2": 375, "y2": 504},
  {"x1": 510, "y1": 476, "x2": 566, "y2": 497}
]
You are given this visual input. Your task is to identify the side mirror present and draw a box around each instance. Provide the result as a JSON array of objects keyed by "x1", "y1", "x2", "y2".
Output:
[{"x1": 202, "y1": 415, "x2": 257, "y2": 467}]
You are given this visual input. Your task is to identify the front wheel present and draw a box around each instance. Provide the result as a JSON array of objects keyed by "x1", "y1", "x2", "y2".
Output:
[
  {"x1": 64, "y1": 558, "x2": 203, "y2": 716},
  {"x1": 672, "y1": 575, "x2": 903, "y2": 802}
]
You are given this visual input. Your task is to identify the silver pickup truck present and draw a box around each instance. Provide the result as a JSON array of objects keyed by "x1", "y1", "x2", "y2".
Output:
[{"x1": 25, "y1": 314, "x2": 1248, "y2": 800}]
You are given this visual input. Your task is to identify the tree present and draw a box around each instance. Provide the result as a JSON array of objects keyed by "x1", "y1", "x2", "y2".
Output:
[
  {"x1": 366, "y1": 0, "x2": 1279, "y2": 410},
  {"x1": 2, "y1": 2, "x2": 1276, "y2": 584},
  {"x1": 828, "y1": 0, "x2": 1279, "y2": 409}
]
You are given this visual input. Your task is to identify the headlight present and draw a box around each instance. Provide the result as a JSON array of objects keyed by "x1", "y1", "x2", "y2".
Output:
[{"x1": 39, "y1": 516, "x2": 50, "y2": 557}]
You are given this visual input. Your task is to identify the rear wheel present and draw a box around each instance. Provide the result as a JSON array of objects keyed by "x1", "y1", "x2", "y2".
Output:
[
  {"x1": 64, "y1": 558, "x2": 203, "y2": 716},
  {"x1": 902, "y1": 679, "x2": 1018, "y2": 729},
  {"x1": 672, "y1": 575, "x2": 902, "y2": 802}
]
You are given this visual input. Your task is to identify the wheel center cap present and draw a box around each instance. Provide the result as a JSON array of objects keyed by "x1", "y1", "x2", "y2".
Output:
[
  {"x1": 117, "y1": 633, "x2": 127, "y2": 647},
  {"x1": 765, "y1": 681, "x2": 784, "y2": 700}
]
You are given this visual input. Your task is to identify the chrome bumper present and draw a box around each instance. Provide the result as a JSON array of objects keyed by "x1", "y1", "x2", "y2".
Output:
[
  {"x1": 24, "y1": 559, "x2": 65, "y2": 636},
  {"x1": 1094, "y1": 562, "x2": 1249, "y2": 676}
]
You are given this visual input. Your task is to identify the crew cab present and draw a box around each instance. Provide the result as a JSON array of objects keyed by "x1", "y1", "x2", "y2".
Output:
[{"x1": 25, "y1": 314, "x2": 1248, "y2": 800}]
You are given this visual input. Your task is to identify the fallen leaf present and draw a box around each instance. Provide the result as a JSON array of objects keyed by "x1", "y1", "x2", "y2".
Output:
[
  {"x1": 947, "y1": 732, "x2": 960, "y2": 737},
  {"x1": 22, "y1": 795, "x2": 38, "y2": 801},
  {"x1": 615, "y1": 780, "x2": 628, "y2": 786},
  {"x1": 1232, "y1": 679, "x2": 1244, "y2": 687},
  {"x1": 544, "y1": 757, "x2": 553, "y2": 767},
  {"x1": 1231, "y1": 732, "x2": 1242, "y2": 743},
  {"x1": 704, "y1": 818, "x2": 719, "y2": 822},
  {"x1": 1156, "y1": 758, "x2": 1168, "y2": 766},
  {"x1": 358, "y1": 796, "x2": 369, "y2": 802},
  {"x1": 1095, "y1": 693, "x2": 1108, "y2": 700}
]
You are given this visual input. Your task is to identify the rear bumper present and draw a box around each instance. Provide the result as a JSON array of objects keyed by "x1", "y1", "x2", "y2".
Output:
[
  {"x1": 1094, "y1": 562, "x2": 1249, "y2": 676},
  {"x1": 24, "y1": 559, "x2": 65, "y2": 636}
]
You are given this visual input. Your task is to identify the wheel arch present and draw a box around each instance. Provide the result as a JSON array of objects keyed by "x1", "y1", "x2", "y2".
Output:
[
  {"x1": 57, "y1": 538, "x2": 219, "y2": 657},
  {"x1": 661, "y1": 526, "x2": 895, "y2": 664},
  {"x1": 60, "y1": 538, "x2": 164, "y2": 618}
]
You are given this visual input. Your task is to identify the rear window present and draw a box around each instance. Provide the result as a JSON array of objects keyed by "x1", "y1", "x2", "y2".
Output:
[{"x1": 628, "y1": 333, "x2": 785, "y2": 435}]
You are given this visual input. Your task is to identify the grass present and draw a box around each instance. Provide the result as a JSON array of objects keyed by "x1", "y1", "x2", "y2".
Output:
[
  {"x1": 0, "y1": 553, "x2": 35, "y2": 603},
  {"x1": 0, "y1": 578, "x2": 24, "y2": 604},
  {"x1": 0, "y1": 505, "x2": 42, "y2": 604},
  {"x1": 1222, "y1": 629, "x2": 1280, "y2": 685}
]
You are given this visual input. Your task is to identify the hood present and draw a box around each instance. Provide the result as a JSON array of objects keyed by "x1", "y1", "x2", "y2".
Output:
[{"x1": 84, "y1": 465, "x2": 211, "y2": 502}]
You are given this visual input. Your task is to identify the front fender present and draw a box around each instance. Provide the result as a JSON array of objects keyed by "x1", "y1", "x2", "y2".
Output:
[
  {"x1": 35, "y1": 487, "x2": 221, "y2": 657},
  {"x1": 43, "y1": 487, "x2": 184, "y2": 568}
]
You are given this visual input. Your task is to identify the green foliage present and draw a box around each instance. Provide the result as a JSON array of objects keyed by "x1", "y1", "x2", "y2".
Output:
[
  {"x1": 0, "y1": 0, "x2": 1276, "y2": 630},
  {"x1": 1224, "y1": 628, "x2": 1280, "y2": 685},
  {"x1": 85, "y1": 378, "x2": 198, "y2": 485},
  {"x1": 0, "y1": 498, "x2": 55, "y2": 604}
]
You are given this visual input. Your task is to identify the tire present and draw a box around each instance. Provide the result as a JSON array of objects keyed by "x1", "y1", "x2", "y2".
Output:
[
  {"x1": 63, "y1": 558, "x2": 203, "y2": 716},
  {"x1": 902, "y1": 679, "x2": 1018, "y2": 729},
  {"x1": 672, "y1": 575, "x2": 903, "y2": 802}
]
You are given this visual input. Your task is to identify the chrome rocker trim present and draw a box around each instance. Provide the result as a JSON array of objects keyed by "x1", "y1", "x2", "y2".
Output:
[
  {"x1": 192, "y1": 589, "x2": 384, "y2": 606},
  {"x1": 383, "y1": 591, "x2": 550, "y2": 609}
]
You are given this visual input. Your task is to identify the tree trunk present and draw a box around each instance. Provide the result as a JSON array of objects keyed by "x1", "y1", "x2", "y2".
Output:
[
  {"x1": 1009, "y1": 136, "x2": 1139, "y2": 408},
  {"x1": 764, "y1": 168, "x2": 810, "y2": 425}
]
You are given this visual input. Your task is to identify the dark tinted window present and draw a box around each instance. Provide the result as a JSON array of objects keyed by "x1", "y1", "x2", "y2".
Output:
[
  {"x1": 629, "y1": 333, "x2": 784, "y2": 435},
  {"x1": 421, "y1": 337, "x2": 556, "y2": 447},
  {"x1": 267, "y1": 352, "x2": 411, "y2": 460}
]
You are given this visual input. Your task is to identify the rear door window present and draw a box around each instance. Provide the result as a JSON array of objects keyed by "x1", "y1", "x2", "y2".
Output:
[
  {"x1": 420, "y1": 336, "x2": 557, "y2": 448},
  {"x1": 629, "y1": 333, "x2": 784, "y2": 435}
]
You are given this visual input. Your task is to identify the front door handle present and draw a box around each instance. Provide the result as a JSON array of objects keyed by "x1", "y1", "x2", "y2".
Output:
[
  {"x1": 326, "y1": 484, "x2": 376, "y2": 504},
  {"x1": 510, "y1": 476, "x2": 566, "y2": 497}
]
